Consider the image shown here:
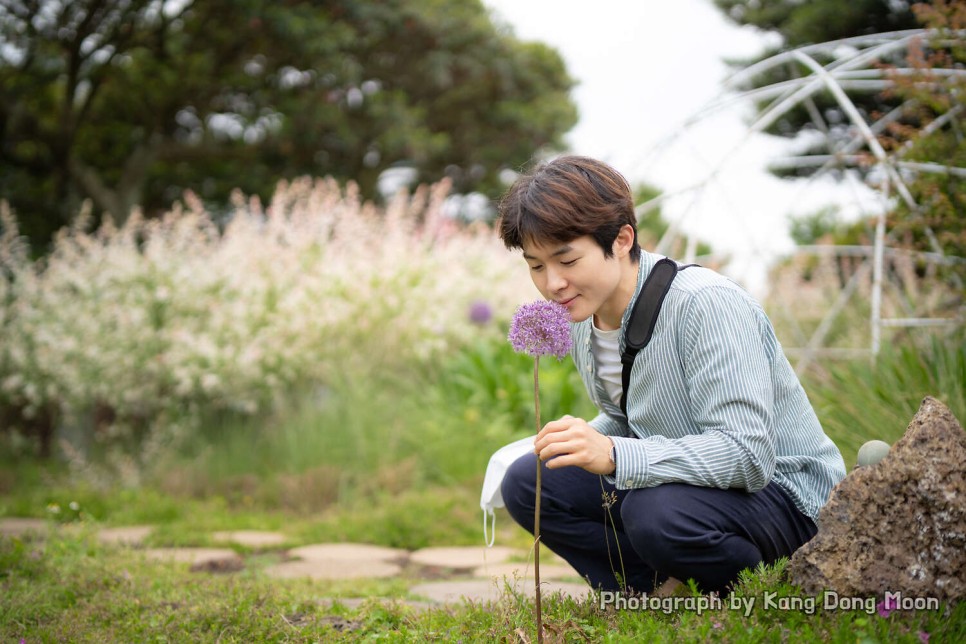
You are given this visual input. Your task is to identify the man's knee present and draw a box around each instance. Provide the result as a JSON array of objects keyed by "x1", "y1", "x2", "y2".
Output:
[
  {"x1": 501, "y1": 453, "x2": 537, "y2": 522},
  {"x1": 621, "y1": 487, "x2": 672, "y2": 544},
  {"x1": 620, "y1": 485, "x2": 710, "y2": 560}
]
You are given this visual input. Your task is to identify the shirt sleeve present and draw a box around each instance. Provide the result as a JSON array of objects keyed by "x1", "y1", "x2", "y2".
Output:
[
  {"x1": 611, "y1": 285, "x2": 777, "y2": 493},
  {"x1": 588, "y1": 411, "x2": 632, "y2": 438}
]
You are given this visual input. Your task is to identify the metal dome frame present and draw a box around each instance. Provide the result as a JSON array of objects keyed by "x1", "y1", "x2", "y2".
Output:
[{"x1": 636, "y1": 28, "x2": 965, "y2": 373}]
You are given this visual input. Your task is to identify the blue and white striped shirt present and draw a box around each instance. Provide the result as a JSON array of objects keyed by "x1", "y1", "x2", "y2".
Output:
[{"x1": 574, "y1": 251, "x2": 846, "y2": 521}]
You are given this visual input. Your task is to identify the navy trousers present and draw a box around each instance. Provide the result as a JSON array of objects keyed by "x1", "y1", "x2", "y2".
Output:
[{"x1": 501, "y1": 453, "x2": 817, "y2": 595}]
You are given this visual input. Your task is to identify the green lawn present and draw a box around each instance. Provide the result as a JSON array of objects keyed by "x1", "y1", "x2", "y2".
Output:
[{"x1": 2, "y1": 334, "x2": 964, "y2": 641}]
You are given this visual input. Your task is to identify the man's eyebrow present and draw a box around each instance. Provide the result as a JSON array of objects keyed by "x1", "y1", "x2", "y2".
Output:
[{"x1": 522, "y1": 245, "x2": 574, "y2": 260}]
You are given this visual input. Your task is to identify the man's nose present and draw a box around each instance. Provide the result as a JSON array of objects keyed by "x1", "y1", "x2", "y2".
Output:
[{"x1": 546, "y1": 266, "x2": 567, "y2": 293}]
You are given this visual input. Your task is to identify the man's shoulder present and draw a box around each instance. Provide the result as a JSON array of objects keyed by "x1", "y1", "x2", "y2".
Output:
[
  {"x1": 641, "y1": 251, "x2": 729, "y2": 287},
  {"x1": 647, "y1": 257, "x2": 741, "y2": 299},
  {"x1": 650, "y1": 260, "x2": 763, "y2": 323}
]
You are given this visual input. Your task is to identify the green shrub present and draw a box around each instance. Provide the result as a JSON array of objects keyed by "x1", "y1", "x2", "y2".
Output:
[
  {"x1": 806, "y1": 333, "x2": 965, "y2": 467},
  {"x1": 435, "y1": 335, "x2": 597, "y2": 436}
]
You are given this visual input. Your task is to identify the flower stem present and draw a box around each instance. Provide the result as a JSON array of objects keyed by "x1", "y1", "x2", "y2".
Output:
[{"x1": 533, "y1": 356, "x2": 543, "y2": 644}]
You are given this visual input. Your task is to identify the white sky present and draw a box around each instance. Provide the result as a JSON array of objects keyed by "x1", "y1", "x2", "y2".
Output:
[
  {"x1": 486, "y1": 0, "x2": 765, "y2": 168},
  {"x1": 482, "y1": 0, "x2": 880, "y2": 292}
]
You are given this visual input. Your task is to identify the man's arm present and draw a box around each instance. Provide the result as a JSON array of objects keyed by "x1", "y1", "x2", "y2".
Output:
[
  {"x1": 534, "y1": 415, "x2": 616, "y2": 475},
  {"x1": 588, "y1": 411, "x2": 630, "y2": 438},
  {"x1": 611, "y1": 285, "x2": 777, "y2": 492}
]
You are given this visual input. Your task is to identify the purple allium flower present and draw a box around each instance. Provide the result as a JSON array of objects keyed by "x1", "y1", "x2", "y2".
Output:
[
  {"x1": 508, "y1": 300, "x2": 572, "y2": 359},
  {"x1": 468, "y1": 300, "x2": 493, "y2": 325},
  {"x1": 919, "y1": 631, "x2": 930, "y2": 644}
]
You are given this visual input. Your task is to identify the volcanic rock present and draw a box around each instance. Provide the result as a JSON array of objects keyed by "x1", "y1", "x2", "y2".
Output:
[{"x1": 787, "y1": 396, "x2": 965, "y2": 603}]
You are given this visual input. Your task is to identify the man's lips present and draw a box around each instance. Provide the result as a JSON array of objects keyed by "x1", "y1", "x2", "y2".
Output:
[{"x1": 558, "y1": 296, "x2": 578, "y2": 308}]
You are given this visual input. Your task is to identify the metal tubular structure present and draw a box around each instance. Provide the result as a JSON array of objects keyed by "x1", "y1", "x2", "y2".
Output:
[{"x1": 639, "y1": 29, "x2": 964, "y2": 371}]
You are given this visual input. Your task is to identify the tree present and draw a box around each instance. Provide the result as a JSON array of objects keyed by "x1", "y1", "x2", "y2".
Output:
[
  {"x1": 877, "y1": 1, "x2": 966, "y2": 259},
  {"x1": 0, "y1": 0, "x2": 577, "y2": 250}
]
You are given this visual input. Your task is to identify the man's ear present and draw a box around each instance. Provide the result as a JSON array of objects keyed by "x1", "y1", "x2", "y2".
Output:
[{"x1": 613, "y1": 224, "x2": 636, "y2": 258}]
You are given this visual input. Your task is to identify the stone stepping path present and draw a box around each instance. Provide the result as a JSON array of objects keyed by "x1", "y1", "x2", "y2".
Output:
[
  {"x1": 0, "y1": 518, "x2": 593, "y2": 605},
  {"x1": 212, "y1": 530, "x2": 288, "y2": 549},
  {"x1": 98, "y1": 525, "x2": 153, "y2": 546},
  {"x1": 409, "y1": 545, "x2": 517, "y2": 569},
  {"x1": 267, "y1": 559, "x2": 403, "y2": 580},
  {"x1": 143, "y1": 547, "x2": 245, "y2": 572},
  {"x1": 268, "y1": 542, "x2": 408, "y2": 580},
  {"x1": 472, "y1": 561, "x2": 582, "y2": 582},
  {"x1": 0, "y1": 517, "x2": 47, "y2": 537},
  {"x1": 288, "y1": 543, "x2": 406, "y2": 562}
]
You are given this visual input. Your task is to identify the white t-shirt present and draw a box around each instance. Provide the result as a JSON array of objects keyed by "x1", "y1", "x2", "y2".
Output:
[{"x1": 591, "y1": 320, "x2": 622, "y2": 405}]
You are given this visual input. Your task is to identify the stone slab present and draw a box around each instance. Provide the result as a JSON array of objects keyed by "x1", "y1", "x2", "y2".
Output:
[
  {"x1": 289, "y1": 543, "x2": 408, "y2": 563},
  {"x1": 265, "y1": 559, "x2": 402, "y2": 580},
  {"x1": 143, "y1": 547, "x2": 243, "y2": 572},
  {"x1": 212, "y1": 530, "x2": 287, "y2": 548},
  {"x1": 0, "y1": 517, "x2": 48, "y2": 537},
  {"x1": 409, "y1": 545, "x2": 520, "y2": 570},
  {"x1": 409, "y1": 579, "x2": 593, "y2": 605},
  {"x1": 472, "y1": 562, "x2": 582, "y2": 582},
  {"x1": 98, "y1": 525, "x2": 153, "y2": 546}
]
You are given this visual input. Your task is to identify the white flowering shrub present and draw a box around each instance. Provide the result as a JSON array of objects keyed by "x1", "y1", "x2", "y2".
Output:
[{"x1": 0, "y1": 178, "x2": 536, "y2": 458}]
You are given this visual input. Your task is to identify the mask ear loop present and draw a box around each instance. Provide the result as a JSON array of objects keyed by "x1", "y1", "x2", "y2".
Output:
[{"x1": 483, "y1": 508, "x2": 496, "y2": 548}]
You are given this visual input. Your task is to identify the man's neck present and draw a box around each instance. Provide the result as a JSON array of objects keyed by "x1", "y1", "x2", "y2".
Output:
[{"x1": 593, "y1": 259, "x2": 640, "y2": 331}]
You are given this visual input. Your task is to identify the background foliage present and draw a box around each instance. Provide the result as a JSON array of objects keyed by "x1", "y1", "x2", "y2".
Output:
[
  {"x1": 0, "y1": 0, "x2": 577, "y2": 251},
  {"x1": 0, "y1": 178, "x2": 537, "y2": 470},
  {"x1": 713, "y1": 0, "x2": 965, "y2": 261}
]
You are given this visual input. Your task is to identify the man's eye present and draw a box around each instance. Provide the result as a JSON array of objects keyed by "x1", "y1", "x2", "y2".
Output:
[
  {"x1": 529, "y1": 264, "x2": 543, "y2": 272},
  {"x1": 562, "y1": 259, "x2": 578, "y2": 266}
]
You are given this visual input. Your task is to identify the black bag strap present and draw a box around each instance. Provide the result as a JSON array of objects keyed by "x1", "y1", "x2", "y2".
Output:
[{"x1": 619, "y1": 258, "x2": 695, "y2": 417}]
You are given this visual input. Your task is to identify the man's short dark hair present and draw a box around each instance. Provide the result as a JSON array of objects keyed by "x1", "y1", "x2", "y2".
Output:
[{"x1": 497, "y1": 155, "x2": 640, "y2": 262}]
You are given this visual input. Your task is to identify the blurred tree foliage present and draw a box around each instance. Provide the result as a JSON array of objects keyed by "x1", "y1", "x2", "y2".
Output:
[
  {"x1": 878, "y1": 1, "x2": 965, "y2": 260},
  {"x1": 713, "y1": 0, "x2": 964, "y2": 260},
  {"x1": 0, "y1": 0, "x2": 577, "y2": 251}
]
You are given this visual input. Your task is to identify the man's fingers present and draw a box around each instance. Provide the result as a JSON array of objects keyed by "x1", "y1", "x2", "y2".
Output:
[
  {"x1": 538, "y1": 437, "x2": 582, "y2": 462},
  {"x1": 543, "y1": 450, "x2": 586, "y2": 470},
  {"x1": 537, "y1": 415, "x2": 583, "y2": 441}
]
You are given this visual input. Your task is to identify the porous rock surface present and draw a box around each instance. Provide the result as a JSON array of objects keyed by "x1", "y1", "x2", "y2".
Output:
[{"x1": 787, "y1": 396, "x2": 965, "y2": 603}]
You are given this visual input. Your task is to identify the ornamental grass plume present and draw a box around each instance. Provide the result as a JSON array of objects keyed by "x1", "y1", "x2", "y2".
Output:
[
  {"x1": 0, "y1": 178, "x2": 535, "y2": 479},
  {"x1": 507, "y1": 299, "x2": 572, "y2": 644}
]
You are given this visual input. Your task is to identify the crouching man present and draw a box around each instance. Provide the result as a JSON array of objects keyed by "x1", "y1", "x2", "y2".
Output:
[{"x1": 496, "y1": 156, "x2": 845, "y2": 595}]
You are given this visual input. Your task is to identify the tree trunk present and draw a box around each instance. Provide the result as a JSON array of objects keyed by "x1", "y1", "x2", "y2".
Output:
[{"x1": 68, "y1": 132, "x2": 162, "y2": 226}]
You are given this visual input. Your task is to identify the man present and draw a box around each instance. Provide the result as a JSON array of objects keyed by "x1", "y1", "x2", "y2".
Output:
[{"x1": 497, "y1": 155, "x2": 845, "y2": 595}]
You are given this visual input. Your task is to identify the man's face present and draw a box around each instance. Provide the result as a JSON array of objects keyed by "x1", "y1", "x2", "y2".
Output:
[{"x1": 521, "y1": 235, "x2": 625, "y2": 328}]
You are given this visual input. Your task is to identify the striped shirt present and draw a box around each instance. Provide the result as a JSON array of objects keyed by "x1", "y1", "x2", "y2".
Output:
[{"x1": 574, "y1": 251, "x2": 846, "y2": 521}]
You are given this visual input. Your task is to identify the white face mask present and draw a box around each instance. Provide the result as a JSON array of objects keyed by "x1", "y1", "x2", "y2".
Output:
[{"x1": 480, "y1": 435, "x2": 536, "y2": 547}]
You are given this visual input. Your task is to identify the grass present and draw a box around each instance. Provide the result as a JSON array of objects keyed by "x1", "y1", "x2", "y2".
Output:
[
  {"x1": 802, "y1": 333, "x2": 965, "y2": 468},
  {"x1": 2, "y1": 332, "x2": 965, "y2": 641},
  {"x1": 2, "y1": 524, "x2": 963, "y2": 642}
]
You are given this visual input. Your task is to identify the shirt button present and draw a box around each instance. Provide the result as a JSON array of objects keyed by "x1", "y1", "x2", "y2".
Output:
[{"x1": 625, "y1": 479, "x2": 633, "y2": 486}]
